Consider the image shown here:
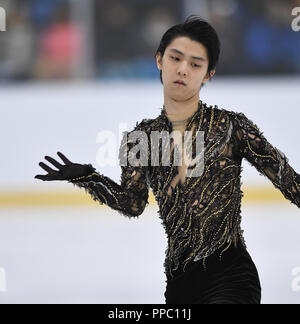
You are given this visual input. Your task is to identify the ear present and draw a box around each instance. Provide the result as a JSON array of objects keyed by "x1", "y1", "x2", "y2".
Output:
[
  {"x1": 202, "y1": 69, "x2": 215, "y2": 84},
  {"x1": 156, "y1": 52, "x2": 163, "y2": 71}
]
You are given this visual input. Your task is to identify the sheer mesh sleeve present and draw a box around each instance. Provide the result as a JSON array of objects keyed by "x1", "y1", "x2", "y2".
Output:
[
  {"x1": 68, "y1": 131, "x2": 149, "y2": 218},
  {"x1": 233, "y1": 112, "x2": 300, "y2": 208}
]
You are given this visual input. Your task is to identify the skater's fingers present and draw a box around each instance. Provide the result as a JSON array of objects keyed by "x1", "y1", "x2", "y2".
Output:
[
  {"x1": 38, "y1": 162, "x2": 58, "y2": 174},
  {"x1": 44, "y1": 156, "x2": 63, "y2": 169},
  {"x1": 34, "y1": 174, "x2": 44, "y2": 180},
  {"x1": 57, "y1": 152, "x2": 72, "y2": 165},
  {"x1": 34, "y1": 174, "x2": 55, "y2": 181}
]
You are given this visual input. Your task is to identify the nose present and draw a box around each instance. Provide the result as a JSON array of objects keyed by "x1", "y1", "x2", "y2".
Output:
[{"x1": 177, "y1": 61, "x2": 188, "y2": 77}]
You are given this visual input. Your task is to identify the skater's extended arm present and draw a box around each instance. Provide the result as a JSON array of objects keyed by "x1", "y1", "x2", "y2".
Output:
[
  {"x1": 68, "y1": 165, "x2": 149, "y2": 218},
  {"x1": 34, "y1": 137, "x2": 149, "y2": 218},
  {"x1": 233, "y1": 112, "x2": 300, "y2": 208}
]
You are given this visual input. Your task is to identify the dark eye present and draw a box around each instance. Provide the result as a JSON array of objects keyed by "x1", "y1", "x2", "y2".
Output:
[
  {"x1": 171, "y1": 56, "x2": 180, "y2": 61},
  {"x1": 192, "y1": 63, "x2": 200, "y2": 68}
]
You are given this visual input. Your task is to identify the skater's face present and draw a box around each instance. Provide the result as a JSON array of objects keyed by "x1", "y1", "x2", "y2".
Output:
[{"x1": 156, "y1": 36, "x2": 215, "y2": 101}]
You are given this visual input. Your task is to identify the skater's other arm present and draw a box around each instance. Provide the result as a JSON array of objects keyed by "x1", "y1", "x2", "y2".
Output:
[{"x1": 233, "y1": 112, "x2": 300, "y2": 208}]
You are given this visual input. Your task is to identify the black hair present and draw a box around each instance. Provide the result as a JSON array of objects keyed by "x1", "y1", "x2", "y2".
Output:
[{"x1": 155, "y1": 15, "x2": 221, "y2": 85}]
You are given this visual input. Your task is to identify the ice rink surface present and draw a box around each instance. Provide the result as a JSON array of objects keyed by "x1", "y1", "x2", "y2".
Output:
[{"x1": 0, "y1": 203, "x2": 299, "y2": 304}]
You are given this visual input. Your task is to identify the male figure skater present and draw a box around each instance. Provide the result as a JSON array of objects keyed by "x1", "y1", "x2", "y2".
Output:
[{"x1": 35, "y1": 16, "x2": 300, "y2": 304}]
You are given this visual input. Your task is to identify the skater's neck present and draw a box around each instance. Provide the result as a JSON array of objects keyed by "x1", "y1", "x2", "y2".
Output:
[{"x1": 163, "y1": 95, "x2": 200, "y2": 123}]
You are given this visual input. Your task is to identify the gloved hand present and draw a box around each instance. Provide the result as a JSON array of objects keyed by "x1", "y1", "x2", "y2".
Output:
[{"x1": 34, "y1": 151, "x2": 96, "y2": 181}]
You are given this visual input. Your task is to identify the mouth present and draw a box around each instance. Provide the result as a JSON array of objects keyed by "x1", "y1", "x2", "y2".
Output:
[{"x1": 174, "y1": 80, "x2": 186, "y2": 87}]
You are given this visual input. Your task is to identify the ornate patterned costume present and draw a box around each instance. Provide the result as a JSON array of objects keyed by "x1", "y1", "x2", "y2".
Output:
[{"x1": 69, "y1": 100, "x2": 300, "y2": 303}]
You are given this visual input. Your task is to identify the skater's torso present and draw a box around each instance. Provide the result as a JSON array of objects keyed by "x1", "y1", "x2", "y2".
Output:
[{"x1": 141, "y1": 100, "x2": 246, "y2": 278}]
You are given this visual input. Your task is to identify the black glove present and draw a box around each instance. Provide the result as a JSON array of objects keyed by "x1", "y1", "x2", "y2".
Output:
[{"x1": 34, "y1": 151, "x2": 96, "y2": 181}]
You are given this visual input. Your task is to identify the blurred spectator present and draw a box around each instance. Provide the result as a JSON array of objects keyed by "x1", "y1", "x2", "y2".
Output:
[{"x1": 33, "y1": 3, "x2": 83, "y2": 79}]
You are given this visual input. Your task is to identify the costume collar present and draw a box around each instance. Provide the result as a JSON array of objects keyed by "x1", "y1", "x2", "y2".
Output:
[{"x1": 159, "y1": 100, "x2": 204, "y2": 130}]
